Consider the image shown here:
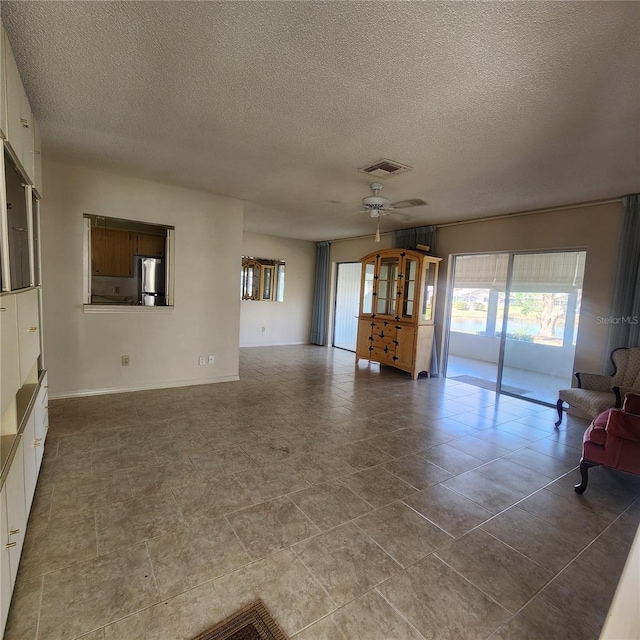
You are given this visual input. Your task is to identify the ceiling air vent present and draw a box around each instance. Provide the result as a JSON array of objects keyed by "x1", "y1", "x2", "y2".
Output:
[
  {"x1": 358, "y1": 159, "x2": 412, "y2": 178},
  {"x1": 391, "y1": 198, "x2": 428, "y2": 209}
]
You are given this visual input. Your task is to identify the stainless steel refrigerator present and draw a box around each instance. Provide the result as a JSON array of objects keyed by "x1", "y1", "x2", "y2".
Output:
[{"x1": 138, "y1": 257, "x2": 166, "y2": 305}]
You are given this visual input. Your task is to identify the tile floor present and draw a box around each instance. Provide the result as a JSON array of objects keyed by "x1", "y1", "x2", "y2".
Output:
[{"x1": 5, "y1": 345, "x2": 640, "y2": 640}]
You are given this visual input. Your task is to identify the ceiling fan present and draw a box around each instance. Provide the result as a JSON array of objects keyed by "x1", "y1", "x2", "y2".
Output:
[{"x1": 358, "y1": 182, "x2": 427, "y2": 241}]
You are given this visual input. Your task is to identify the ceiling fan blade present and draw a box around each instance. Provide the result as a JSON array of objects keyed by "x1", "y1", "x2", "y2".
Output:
[{"x1": 387, "y1": 211, "x2": 415, "y2": 223}]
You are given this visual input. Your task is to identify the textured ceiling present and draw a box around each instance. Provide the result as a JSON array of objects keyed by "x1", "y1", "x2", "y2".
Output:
[{"x1": 2, "y1": 1, "x2": 639, "y2": 241}]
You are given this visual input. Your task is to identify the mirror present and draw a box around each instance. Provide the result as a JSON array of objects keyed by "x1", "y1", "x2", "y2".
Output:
[{"x1": 241, "y1": 257, "x2": 285, "y2": 301}]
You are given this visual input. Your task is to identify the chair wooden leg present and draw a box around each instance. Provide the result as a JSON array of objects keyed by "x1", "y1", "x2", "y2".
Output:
[
  {"x1": 574, "y1": 459, "x2": 598, "y2": 494},
  {"x1": 555, "y1": 399, "x2": 564, "y2": 427}
]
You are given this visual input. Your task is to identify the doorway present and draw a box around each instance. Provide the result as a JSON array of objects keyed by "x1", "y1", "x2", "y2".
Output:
[
  {"x1": 333, "y1": 262, "x2": 361, "y2": 352},
  {"x1": 445, "y1": 250, "x2": 586, "y2": 404}
]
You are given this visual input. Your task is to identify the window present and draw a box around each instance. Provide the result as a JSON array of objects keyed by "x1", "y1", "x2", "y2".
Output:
[{"x1": 83, "y1": 215, "x2": 174, "y2": 308}]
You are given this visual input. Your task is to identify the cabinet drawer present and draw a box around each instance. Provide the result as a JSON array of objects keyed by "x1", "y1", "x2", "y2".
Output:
[
  {"x1": 16, "y1": 289, "x2": 40, "y2": 386},
  {"x1": 370, "y1": 345, "x2": 396, "y2": 364},
  {"x1": 370, "y1": 321, "x2": 397, "y2": 339},
  {"x1": 371, "y1": 334, "x2": 397, "y2": 349}
]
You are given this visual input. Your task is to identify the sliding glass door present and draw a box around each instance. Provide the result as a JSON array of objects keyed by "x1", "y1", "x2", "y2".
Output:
[
  {"x1": 500, "y1": 251, "x2": 586, "y2": 404},
  {"x1": 446, "y1": 253, "x2": 508, "y2": 390},
  {"x1": 333, "y1": 262, "x2": 361, "y2": 352},
  {"x1": 446, "y1": 250, "x2": 586, "y2": 404}
]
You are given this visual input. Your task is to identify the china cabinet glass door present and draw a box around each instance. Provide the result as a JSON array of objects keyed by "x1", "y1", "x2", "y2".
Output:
[
  {"x1": 421, "y1": 261, "x2": 436, "y2": 321},
  {"x1": 360, "y1": 258, "x2": 376, "y2": 314},
  {"x1": 376, "y1": 256, "x2": 399, "y2": 316},
  {"x1": 402, "y1": 257, "x2": 417, "y2": 318}
]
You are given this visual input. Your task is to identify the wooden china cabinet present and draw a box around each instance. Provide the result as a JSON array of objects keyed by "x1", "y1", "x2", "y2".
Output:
[{"x1": 355, "y1": 248, "x2": 442, "y2": 379}]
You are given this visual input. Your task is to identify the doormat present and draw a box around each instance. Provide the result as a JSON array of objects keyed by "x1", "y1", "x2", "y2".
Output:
[
  {"x1": 192, "y1": 600, "x2": 289, "y2": 640},
  {"x1": 451, "y1": 375, "x2": 527, "y2": 396}
]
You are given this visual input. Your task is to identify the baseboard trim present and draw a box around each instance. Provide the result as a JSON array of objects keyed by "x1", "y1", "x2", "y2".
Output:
[
  {"x1": 239, "y1": 341, "x2": 309, "y2": 348},
  {"x1": 49, "y1": 375, "x2": 240, "y2": 400}
]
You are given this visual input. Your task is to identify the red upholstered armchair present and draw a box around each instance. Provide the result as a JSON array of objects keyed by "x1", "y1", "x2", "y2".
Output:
[{"x1": 575, "y1": 392, "x2": 640, "y2": 494}]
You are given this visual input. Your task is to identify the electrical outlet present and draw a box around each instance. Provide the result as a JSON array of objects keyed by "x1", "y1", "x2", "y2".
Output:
[
  {"x1": 122, "y1": 355, "x2": 130, "y2": 366},
  {"x1": 208, "y1": 355, "x2": 215, "y2": 364},
  {"x1": 115, "y1": 286, "x2": 120, "y2": 294},
  {"x1": 261, "y1": 326, "x2": 266, "y2": 332},
  {"x1": 198, "y1": 356, "x2": 206, "y2": 366}
]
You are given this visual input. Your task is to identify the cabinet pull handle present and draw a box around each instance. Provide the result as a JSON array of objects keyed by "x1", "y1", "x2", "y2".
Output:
[
  {"x1": 34, "y1": 438, "x2": 43, "y2": 442},
  {"x1": 5, "y1": 542, "x2": 17, "y2": 548},
  {"x1": 33, "y1": 442, "x2": 41, "y2": 447},
  {"x1": 20, "y1": 118, "x2": 30, "y2": 129},
  {"x1": 28, "y1": 326, "x2": 38, "y2": 332},
  {"x1": 9, "y1": 529, "x2": 20, "y2": 536}
]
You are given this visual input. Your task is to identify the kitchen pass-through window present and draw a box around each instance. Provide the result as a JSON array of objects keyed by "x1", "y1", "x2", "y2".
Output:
[{"x1": 82, "y1": 214, "x2": 175, "y2": 309}]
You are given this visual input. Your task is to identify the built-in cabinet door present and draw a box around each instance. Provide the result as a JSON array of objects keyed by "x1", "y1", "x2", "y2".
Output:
[
  {"x1": 16, "y1": 288, "x2": 40, "y2": 386},
  {"x1": 34, "y1": 374, "x2": 48, "y2": 460},
  {"x1": 0, "y1": 26, "x2": 6, "y2": 140},
  {"x1": 0, "y1": 295, "x2": 20, "y2": 415},
  {"x1": 0, "y1": 487, "x2": 12, "y2": 637},
  {"x1": 32, "y1": 118, "x2": 42, "y2": 196},
  {"x1": 3, "y1": 32, "x2": 33, "y2": 182},
  {"x1": 22, "y1": 412, "x2": 38, "y2": 513},
  {"x1": 4, "y1": 438, "x2": 27, "y2": 589}
]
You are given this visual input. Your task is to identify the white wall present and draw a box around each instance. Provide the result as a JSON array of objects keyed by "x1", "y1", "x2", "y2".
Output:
[
  {"x1": 41, "y1": 160, "x2": 244, "y2": 398},
  {"x1": 240, "y1": 232, "x2": 315, "y2": 347}
]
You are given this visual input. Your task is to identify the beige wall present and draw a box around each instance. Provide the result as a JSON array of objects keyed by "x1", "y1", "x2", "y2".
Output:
[
  {"x1": 325, "y1": 202, "x2": 622, "y2": 376},
  {"x1": 41, "y1": 160, "x2": 244, "y2": 398},
  {"x1": 436, "y1": 202, "x2": 622, "y2": 376},
  {"x1": 240, "y1": 232, "x2": 315, "y2": 347}
]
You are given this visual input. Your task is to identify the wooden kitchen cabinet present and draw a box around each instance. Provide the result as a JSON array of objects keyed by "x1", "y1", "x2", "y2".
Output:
[
  {"x1": 91, "y1": 227, "x2": 133, "y2": 276},
  {"x1": 133, "y1": 233, "x2": 165, "y2": 257},
  {"x1": 355, "y1": 248, "x2": 441, "y2": 379}
]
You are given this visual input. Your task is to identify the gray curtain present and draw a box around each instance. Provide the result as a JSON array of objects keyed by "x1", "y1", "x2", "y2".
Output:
[
  {"x1": 608, "y1": 195, "x2": 640, "y2": 352},
  {"x1": 310, "y1": 241, "x2": 331, "y2": 345},
  {"x1": 392, "y1": 225, "x2": 437, "y2": 253}
]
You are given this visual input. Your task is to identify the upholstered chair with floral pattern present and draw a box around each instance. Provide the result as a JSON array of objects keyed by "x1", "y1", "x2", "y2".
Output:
[{"x1": 556, "y1": 347, "x2": 640, "y2": 426}]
